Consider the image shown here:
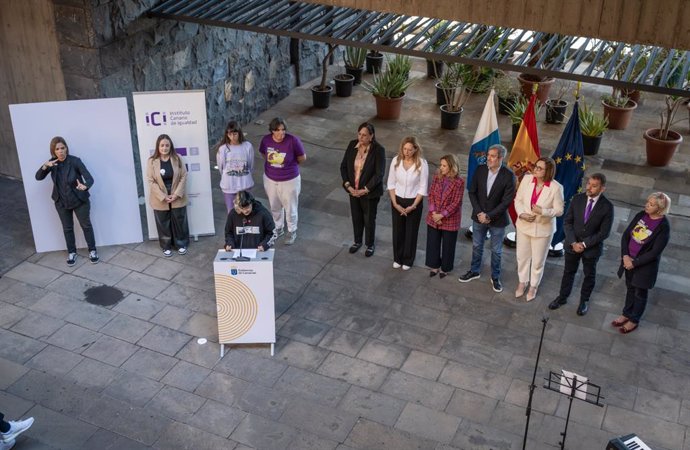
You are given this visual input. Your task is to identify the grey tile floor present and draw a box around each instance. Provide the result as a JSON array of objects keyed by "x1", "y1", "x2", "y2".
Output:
[{"x1": 1, "y1": 59, "x2": 689, "y2": 449}]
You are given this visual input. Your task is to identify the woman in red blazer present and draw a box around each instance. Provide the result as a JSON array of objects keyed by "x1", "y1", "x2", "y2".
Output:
[{"x1": 425, "y1": 154, "x2": 464, "y2": 278}]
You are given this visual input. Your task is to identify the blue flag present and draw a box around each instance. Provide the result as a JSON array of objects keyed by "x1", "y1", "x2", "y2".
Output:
[
  {"x1": 468, "y1": 90, "x2": 501, "y2": 188},
  {"x1": 550, "y1": 100, "x2": 585, "y2": 246}
]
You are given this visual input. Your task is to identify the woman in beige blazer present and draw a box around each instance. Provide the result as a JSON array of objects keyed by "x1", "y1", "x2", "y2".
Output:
[
  {"x1": 514, "y1": 157, "x2": 564, "y2": 301},
  {"x1": 147, "y1": 134, "x2": 189, "y2": 257}
]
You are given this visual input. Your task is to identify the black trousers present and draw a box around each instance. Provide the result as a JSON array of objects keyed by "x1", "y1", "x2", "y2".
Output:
[
  {"x1": 391, "y1": 196, "x2": 423, "y2": 266},
  {"x1": 623, "y1": 270, "x2": 649, "y2": 324},
  {"x1": 0, "y1": 412, "x2": 10, "y2": 432},
  {"x1": 558, "y1": 251, "x2": 599, "y2": 303},
  {"x1": 425, "y1": 225, "x2": 458, "y2": 273},
  {"x1": 349, "y1": 195, "x2": 380, "y2": 247},
  {"x1": 154, "y1": 206, "x2": 190, "y2": 251},
  {"x1": 55, "y1": 201, "x2": 96, "y2": 253}
]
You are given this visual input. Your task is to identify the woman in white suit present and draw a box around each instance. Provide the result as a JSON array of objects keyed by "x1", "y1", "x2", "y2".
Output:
[{"x1": 514, "y1": 157, "x2": 564, "y2": 301}]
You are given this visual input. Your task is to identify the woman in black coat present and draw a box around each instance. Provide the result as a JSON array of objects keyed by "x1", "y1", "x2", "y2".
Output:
[
  {"x1": 612, "y1": 192, "x2": 671, "y2": 333},
  {"x1": 35, "y1": 136, "x2": 99, "y2": 266},
  {"x1": 340, "y1": 122, "x2": 386, "y2": 257}
]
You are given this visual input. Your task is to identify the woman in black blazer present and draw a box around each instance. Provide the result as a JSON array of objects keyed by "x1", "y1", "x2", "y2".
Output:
[
  {"x1": 612, "y1": 192, "x2": 671, "y2": 333},
  {"x1": 340, "y1": 122, "x2": 386, "y2": 257}
]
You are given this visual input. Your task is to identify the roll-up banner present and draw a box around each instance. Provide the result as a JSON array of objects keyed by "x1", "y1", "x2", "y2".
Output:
[
  {"x1": 9, "y1": 98, "x2": 143, "y2": 253},
  {"x1": 132, "y1": 90, "x2": 215, "y2": 239}
]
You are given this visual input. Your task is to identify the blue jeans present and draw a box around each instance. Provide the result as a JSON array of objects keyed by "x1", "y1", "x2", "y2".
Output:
[{"x1": 470, "y1": 221, "x2": 505, "y2": 280}]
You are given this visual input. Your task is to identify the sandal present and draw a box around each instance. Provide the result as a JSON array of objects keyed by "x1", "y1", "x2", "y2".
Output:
[
  {"x1": 619, "y1": 322, "x2": 638, "y2": 334},
  {"x1": 611, "y1": 317, "x2": 629, "y2": 327}
]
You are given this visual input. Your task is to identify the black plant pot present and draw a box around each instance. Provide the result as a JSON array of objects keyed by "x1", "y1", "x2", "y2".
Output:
[
  {"x1": 334, "y1": 74, "x2": 354, "y2": 97},
  {"x1": 545, "y1": 99, "x2": 568, "y2": 124},
  {"x1": 498, "y1": 96, "x2": 517, "y2": 115},
  {"x1": 311, "y1": 85, "x2": 332, "y2": 109},
  {"x1": 366, "y1": 53, "x2": 383, "y2": 74},
  {"x1": 582, "y1": 134, "x2": 603, "y2": 156},
  {"x1": 345, "y1": 66, "x2": 363, "y2": 85},
  {"x1": 511, "y1": 122, "x2": 521, "y2": 143},
  {"x1": 426, "y1": 60, "x2": 444, "y2": 79},
  {"x1": 435, "y1": 82, "x2": 456, "y2": 106},
  {"x1": 440, "y1": 105, "x2": 463, "y2": 130}
]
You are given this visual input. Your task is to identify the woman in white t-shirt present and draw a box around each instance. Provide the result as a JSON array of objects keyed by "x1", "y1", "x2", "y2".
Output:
[
  {"x1": 386, "y1": 136, "x2": 429, "y2": 270},
  {"x1": 216, "y1": 120, "x2": 255, "y2": 212}
]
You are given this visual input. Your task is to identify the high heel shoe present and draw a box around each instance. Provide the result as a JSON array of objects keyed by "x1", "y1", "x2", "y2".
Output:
[
  {"x1": 439, "y1": 272, "x2": 447, "y2": 279},
  {"x1": 515, "y1": 282, "x2": 527, "y2": 298},
  {"x1": 526, "y1": 286, "x2": 538, "y2": 302}
]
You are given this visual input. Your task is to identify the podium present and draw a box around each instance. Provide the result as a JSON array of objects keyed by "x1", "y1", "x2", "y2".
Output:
[{"x1": 213, "y1": 249, "x2": 276, "y2": 357}]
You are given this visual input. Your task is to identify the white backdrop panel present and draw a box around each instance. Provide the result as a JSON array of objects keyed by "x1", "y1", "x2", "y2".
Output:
[
  {"x1": 10, "y1": 98, "x2": 143, "y2": 253},
  {"x1": 132, "y1": 90, "x2": 215, "y2": 239}
]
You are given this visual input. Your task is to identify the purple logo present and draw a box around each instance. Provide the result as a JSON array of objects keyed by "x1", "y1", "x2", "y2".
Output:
[{"x1": 145, "y1": 112, "x2": 167, "y2": 126}]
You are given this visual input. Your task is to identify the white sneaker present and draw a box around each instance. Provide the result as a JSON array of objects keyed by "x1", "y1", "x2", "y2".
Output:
[
  {"x1": 66, "y1": 252, "x2": 77, "y2": 266},
  {"x1": 178, "y1": 247, "x2": 187, "y2": 255},
  {"x1": 285, "y1": 231, "x2": 297, "y2": 245},
  {"x1": 402, "y1": 265, "x2": 411, "y2": 271},
  {"x1": 1, "y1": 417, "x2": 34, "y2": 443},
  {"x1": 393, "y1": 262, "x2": 401, "y2": 269},
  {"x1": 0, "y1": 438, "x2": 15, "y2": 449},
  {"x1": 163, "y1": 249, "x2": 172, "y2": 257}
]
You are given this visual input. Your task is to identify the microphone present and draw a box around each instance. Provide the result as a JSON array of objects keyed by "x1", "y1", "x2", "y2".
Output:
[{"x1": 233, "y1": 217, "x2": 250, "y2": 261}]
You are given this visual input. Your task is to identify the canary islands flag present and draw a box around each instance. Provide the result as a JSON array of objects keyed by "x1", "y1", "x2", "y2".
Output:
[
  {"x1": 550, "y1": 101, "x2": 585, "y2": 245},
  {"x1": 467, "y1": 90, "x2": 501, "y2": 188}
]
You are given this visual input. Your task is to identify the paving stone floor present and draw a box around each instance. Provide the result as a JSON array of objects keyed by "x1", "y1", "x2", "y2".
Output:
[{"x1": 1, "y1": 59, "x2": 690, "y2": 449}]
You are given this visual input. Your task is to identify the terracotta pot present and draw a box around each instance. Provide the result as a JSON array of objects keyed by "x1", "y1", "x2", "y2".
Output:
[
  {"x1": 440, "y1": 105, "x2": 463, "y2": 130},
  {"x1": 517, "y1": 73, "x2": 555, "y2": 104},
  {"x1": 602, "y1": 99, "x2": 637, "y2": 130},
  {"x1": 374, "y1": 93, "x2": 405, "y2": 120},
  {"x1": 644, "y1": 128, "x2": 682, "y2": 167},
  {"x1": 311, "y1": 85, "x2": 332, "y2": 109},
  {"x1": 621, "y1": 89, "x2": 641, "y2": 105}
]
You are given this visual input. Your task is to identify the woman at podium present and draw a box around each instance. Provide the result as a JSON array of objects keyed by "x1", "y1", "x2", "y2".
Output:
[{"x1": 224, "y1": 191, "x2": 276, "y2": 252}]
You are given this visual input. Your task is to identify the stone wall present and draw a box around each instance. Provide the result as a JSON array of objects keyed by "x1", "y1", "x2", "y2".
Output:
[{"x1": 53, "y1": 0, "x2": 327, "y2": 165}]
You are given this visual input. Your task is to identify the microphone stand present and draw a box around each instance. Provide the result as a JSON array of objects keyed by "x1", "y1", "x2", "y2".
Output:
[
  {"x1": 233, "y1": 218, "x2": 250, "y2": 261},
  {"x1": 523, "y1": 315, "x2": 548, "y2": 450}
]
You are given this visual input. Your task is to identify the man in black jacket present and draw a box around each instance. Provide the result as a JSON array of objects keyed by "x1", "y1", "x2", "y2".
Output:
[
  {"x1": 224, "y1": 191, "x2": 275, "y2": 251},
  {"x1": 458, "y1": 144, "x2": 516, "y2": 293},
  {"x1": 549, "y1": 173, "x2": 614, "y2": 315}
]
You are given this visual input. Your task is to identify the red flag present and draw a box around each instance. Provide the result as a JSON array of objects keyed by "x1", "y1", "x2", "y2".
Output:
[{"x1": 507, "y1": 93, "x2": 540, "y2": 224}]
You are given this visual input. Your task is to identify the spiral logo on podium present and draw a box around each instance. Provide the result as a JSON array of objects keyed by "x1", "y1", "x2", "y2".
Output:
[{"x1": 214, "y1": 274, "x2": 258, "y2": 341}]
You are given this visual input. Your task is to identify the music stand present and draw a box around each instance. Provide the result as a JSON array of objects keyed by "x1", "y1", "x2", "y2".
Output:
[{"x1": 544, "y1": 370, "x2": 604, "y2": 450}]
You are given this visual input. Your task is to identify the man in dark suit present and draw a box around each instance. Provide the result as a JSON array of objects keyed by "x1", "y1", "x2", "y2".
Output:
[
  {"x1": 549, "y1": 173, "x2": 614, "y2": 315},
  {"x1": 459, "y1": 144, "x2": 516, "y2": 292}
]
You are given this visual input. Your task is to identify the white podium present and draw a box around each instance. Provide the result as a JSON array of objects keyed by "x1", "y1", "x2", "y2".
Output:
[{"x1": 213, "y1": 249, "x2": 276, "y2": 357}]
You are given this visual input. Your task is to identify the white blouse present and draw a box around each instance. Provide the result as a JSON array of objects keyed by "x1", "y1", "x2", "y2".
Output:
[{"x1": 386, "y1": 156, "x2": 429, "y2": 199}]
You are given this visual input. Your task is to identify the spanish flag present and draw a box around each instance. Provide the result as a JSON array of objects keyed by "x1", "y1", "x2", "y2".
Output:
[{"x1": 507, "y1": 92, "x2": 540, "y2": 224}]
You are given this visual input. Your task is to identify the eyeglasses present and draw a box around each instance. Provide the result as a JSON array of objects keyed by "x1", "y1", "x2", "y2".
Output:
[
  {"x1": 272, "y1": 127, "x2": 286, "y2": 132},
  {"x1": 227, "y1": 131, "x2": 239, "y2": 135},
  {"x1": 534, "y1": 165, "x2": 546, "y2": 171}
]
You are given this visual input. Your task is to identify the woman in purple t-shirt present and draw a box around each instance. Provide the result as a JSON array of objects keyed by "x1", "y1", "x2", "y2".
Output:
[
  {"x1": 612, "y1": 192, "x2": 671, "y2": 333},
  {"x1": 259, "y1": 117, "x2": 306, "y2": 245}
]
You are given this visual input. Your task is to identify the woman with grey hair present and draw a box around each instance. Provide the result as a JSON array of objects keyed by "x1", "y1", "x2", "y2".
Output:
[{"x1": 612, "y1": 192, "x2": 671, "y2": 333}]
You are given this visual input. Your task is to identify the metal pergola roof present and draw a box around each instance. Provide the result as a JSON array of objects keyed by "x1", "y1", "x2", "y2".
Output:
[{"x1": 149, "y1": 0, "x2": 690, "y2": 97}]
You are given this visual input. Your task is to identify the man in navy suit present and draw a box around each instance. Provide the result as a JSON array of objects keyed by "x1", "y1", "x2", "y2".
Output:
[
  {"x1": 459, "y1": 144, "x2": 516, "y2": 292},
  {"x1": 549, "y1": 173, "x2": 614, "y2": 315}
]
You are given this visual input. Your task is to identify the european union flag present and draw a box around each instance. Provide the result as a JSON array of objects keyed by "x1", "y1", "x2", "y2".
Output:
[{"x1": 550, "y1": 101, "x2": 585, "y2": 246}]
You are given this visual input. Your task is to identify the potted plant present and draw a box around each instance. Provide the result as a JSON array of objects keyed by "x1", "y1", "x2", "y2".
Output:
[
  {"x1": 366, "y1": 50, "x2": 384, "y2": 74},
  {"x1": 424, "y1": 21, "x2": 452, "y2": 78},
  {"x1": 518, "y1": 73, "x2": 555, "y2": 104},
  {"x1": 363, "y1": 63, "x2": 416, "y2": 120},
  {"x1": 462, "y1": 65, "x2": 495, "y2": 94},
  {"x1": 334, "y1": 72, "x2": 355, "y2": 98},
  {"x1": 579, "y1": 101, "x2": 608, "y2": 155},
  {"x1": 545, "y1": 80, "x2": 572, "y2": 124},
  {"x1": 343, "y1": 46, "x2": 366, "y2": 85},
  {"x1": 517, "y1": 33, "x2": 567, "y2": 103},
  {"x1": 493, "y1": 73, "x2": 519, "y2": 115},
  {"x1": 311, "y1": 44, "x2": 338, "y2": 109},
  {"x1": 439, "y1": 64, "x2": 476, "y2": 130},
  {"x1": 601, "y1": 88, "x2": 637, "y2": 130},
  {"x1": 507, "y1": 96, "x2": 529, "y2": 143},
  {"x1": 643, "y1": 93, "x2": 686, "y2": 166},
  {"x1": 435, "y1": 65, "x2": 458, "y2": 105}
]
